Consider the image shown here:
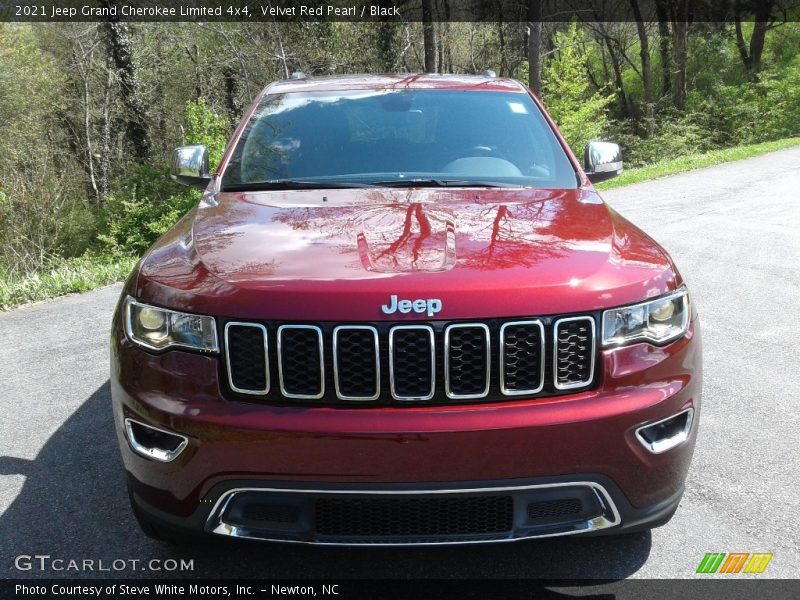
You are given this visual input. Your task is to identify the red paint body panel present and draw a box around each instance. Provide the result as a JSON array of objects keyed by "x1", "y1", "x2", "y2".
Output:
[
  {"x1": 112, "y1": 74, "x2": 702, "y2": 540},
  {"x1": 136, "y1": 187, "x2": 678, "y2": 320}
]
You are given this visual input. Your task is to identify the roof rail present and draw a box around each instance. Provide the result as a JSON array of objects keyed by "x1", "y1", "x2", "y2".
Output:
[
  {"x1": 290, "y1": 71, "x2": 306, "y2": 80},
  {"x1": 482, "y1": 69, "x2": 497, "y2": 78}
]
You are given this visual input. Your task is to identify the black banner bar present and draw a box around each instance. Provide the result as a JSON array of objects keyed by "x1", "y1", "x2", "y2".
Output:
[
  {"x1": 3, "y1": 579, "x2": 800, "y2": 600},
  {"x1": 3, "y1": 0, "x2": 800, "y2": 23}
]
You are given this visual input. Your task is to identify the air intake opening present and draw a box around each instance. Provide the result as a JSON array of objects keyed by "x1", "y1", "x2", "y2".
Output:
[
  {"x1": 124, "y1": 418, "x2": 188, "y2": 462},
  {"x1": 636, "y1": 408, "x2": 694, "y2": 454}
]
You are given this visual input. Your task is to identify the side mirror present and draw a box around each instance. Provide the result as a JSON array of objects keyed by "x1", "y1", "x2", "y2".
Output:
[
  {"x1": 171, "y1": 145, "x2": 211, "y2": 189},
  {"x1": 584, "y1": 141, "x2": 623, "y2": 184}
]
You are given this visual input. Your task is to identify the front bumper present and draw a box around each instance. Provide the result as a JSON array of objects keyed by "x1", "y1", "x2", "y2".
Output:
[{"x1": 112, "y1": 316, "x2": 701, "y2": 543}]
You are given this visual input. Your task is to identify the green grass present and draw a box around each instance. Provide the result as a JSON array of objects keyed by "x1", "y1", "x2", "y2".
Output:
[
  {"x1": 0, "y1": 254, "x2": 137, "y2": 311},
  {"x1": 596, "y1": 136, "x2": 800, "y2": 190}
]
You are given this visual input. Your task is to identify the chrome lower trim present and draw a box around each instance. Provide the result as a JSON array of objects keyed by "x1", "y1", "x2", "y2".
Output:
[
  {"x1": 499, "y1": 320, "x2": 545, "y2": 396},
  {"x1": 553, "y1": 316, "x2": 596, "y2": 390},
  {"x1": 332, "y1": 325, "x2": 380, "y2": 401},
  {"x1": 388, "y1": 325, "x2": 436, "y2": 401},
  {"x1": 124, "y1": 418, "x2": 188, "y2": 463},
  {"x1": 635, "y1": 407, "x2": 695, "y2": 454},
  {"x1": 444, "y1": 323, "x2": 491, "y2": 399},
  {"x1": 277, "y1": 325, "x2": 325, "y2": 400},
  {"x1": 224, "y1": 322, "x2": 269, "y2": 395},
  {"x1": 205, "y1": 481, "x2": 621, "y2": 545}
]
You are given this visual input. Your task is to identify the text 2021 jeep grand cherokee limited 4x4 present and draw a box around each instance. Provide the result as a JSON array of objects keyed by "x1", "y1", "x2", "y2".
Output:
[{"x1": 111, "y1": 74, "x2": 701, "y2": 545}]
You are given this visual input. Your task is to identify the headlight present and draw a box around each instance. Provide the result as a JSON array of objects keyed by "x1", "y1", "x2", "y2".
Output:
[
  {"x1": 124, "y1": 296, "x2": 219, "y2": 352},
  {"x1": 602, "y1": 287, "x2": 690, "y2": 347}
]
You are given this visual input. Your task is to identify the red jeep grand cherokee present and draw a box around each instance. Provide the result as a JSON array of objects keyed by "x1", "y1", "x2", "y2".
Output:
[{"x1": 111, "y1": 74, "x2": 701, "y2": 545}]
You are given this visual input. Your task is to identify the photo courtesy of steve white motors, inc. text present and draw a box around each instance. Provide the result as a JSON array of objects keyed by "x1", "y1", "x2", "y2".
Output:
[
  {"x1": 13, "y1": 583, "x2": 338, "y2": 597},
  {"x1": 23, "y1": 3, "x2": 402, "y2": 19}
]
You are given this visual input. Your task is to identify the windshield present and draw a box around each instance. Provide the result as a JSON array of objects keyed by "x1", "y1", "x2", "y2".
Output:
[{"x1": 221, "y1": 89, "x2": 578, "y2": 190}]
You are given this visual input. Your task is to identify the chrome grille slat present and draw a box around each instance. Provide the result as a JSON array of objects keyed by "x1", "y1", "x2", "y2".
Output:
[
  {"x1": 553, "y1": 317, "x2": 596, "y2": 390},
  {"x1": 333, "y1": 325, "x2": 380, "y2": 401},
  {"x1": 499, "y1": 320, "x2": 544, "y2": 395},
  {"x1": 389, "y1": 325, "x2": 435, "y2": 401},
  {"x1": 224, "y1": 322, "x2": 269, "y2": 395},
  {"x1": 224, "y1": 316, "x2": 597, "y2": 402},
  {"x1": 444, "y1": 324, "x2": 490, "y2": 399},
  {"x1": 277, "y1": 325, "x2": 325, "y2": 399}
]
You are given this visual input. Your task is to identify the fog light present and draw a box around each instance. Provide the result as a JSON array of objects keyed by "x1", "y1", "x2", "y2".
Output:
[
  {"x1": 635, "y1": 408, "x2": 694, "y2": 454},
  {"x1": 124, "y1": 418, "x2": 188, "y2": 462}
]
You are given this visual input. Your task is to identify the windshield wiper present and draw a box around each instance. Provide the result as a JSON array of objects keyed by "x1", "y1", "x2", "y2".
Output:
[
  {"x1": 223, "y1": 179, "x2": 375, "y2": 191},
  {"x1": 368, "y1": 178, "x2": 525, "y2": 189}
]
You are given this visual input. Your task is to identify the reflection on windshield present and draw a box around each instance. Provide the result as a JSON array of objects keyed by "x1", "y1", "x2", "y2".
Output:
[{"x1": 222, "y1": 89, "x2": 578, "y2": 190}]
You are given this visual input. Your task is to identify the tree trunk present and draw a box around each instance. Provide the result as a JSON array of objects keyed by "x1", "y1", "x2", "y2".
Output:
[
  {"x1": 99, "y1": 65, "x2": 113, "y2": 201},
  {"x1": 527, "y1": 0, "x2": 543, "y2": 95},
  {"x1": 376, "y1": 23, "x2": 397, "y2": 71},
  {"x1": 223, "y1": 66, "x2": 242, "y2": 125},
  {"x1": 602, "y1": 33, "x2": 632, "y2": 118},
  {"x1": 671, "y1": 0, "x2": 689, "y2": 110},
  {"x1": 630, "y1": 0, "x2": 654, "y2": 114},
  {"x1": 735, "y1": 0, "x2": 774, "y2": 80},
  {"x1": 422, "y1": 0, "x2": 436, "y2": 73},
  {"x1": 103, "y1": 6, "x2": 150, "y2": 162},
  {"x1": 655, "y1": 0, "x2": 672, "y2": 98}
]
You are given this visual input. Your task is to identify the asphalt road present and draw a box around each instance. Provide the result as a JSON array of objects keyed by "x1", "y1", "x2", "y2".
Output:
[{"x1": 2, "y1": 147, "x2": 799, "y2": 581}]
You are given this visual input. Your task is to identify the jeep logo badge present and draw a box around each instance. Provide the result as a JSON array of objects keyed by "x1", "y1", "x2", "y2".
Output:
[{"x1": 381, "y1": 295, "x2": 442, "y2": 318}]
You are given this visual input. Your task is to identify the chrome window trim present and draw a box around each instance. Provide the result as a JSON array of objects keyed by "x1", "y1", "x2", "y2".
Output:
[
  {"x1": 553, "y1": 316, "x2": 596, "y2": 390},
  {"x1": 124, "y1": 418, "x2": 188, "y2": 463},
  {"x1": 205, "y1": 480, "x2": 621, "y2": 545},
  {"x1": 499, "y1": 320, "x2": 545, "y2": 396},
  {"x1": 332, "y1": 325, "x2": 380, "y2": 401},
  {"x1": 444, "y1": 323, "x2": 490, "y2": 399},
  {"x1": 388, "y1": 325, "x2": 435, "y2": 401},
  {"x1": 224, "y1": 322, "x2": 269, "y2": 395},
  {"x1": 124, "y1": 295, "x2": 219, "y2": 353},
  {"x1": 635, "y1": 407, "x2": 695, "y2": 454},
  {"x1": 277, "y1": 325, "x2": 325, "y2": 399}
]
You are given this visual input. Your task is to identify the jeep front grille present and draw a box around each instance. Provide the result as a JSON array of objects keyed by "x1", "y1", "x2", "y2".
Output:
[
  {"x1": 554, "y1": 317, "x2": 596, "y2": 390},
  {"x1": 223, "y1": 315, "x2": 597, "y2": 404}
]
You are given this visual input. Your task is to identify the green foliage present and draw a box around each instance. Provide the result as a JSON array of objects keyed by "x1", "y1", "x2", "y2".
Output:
[
  {"x1": 183, "y1": 98, "x2": 229, "y2": 168},
  {"x1": 0, "y1": 253, "x2": 137, "y2": 311},
  {"x1": 756, "y1": 56, "x2": 800, "y2": 140},
  {"x1": 98, "y1": 99, "x2": 228, "y2": 255},
  {"x1": 0, "y1": 24, "x2": 66, "y2": 170},
  {"x1": 541, "y1": 23, "x2": 614, "y2": 154},
  {"x1": 608, "y1": 111, "x2": 716, "y2": 167},
  {"x1": 97, "y1": 164, "x2": 198, "y2": 255}
]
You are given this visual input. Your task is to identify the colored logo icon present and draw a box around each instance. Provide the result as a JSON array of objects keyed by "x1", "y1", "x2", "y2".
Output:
[{"x1": 696, "y1": 552, "x2": 773, "y2": 574}]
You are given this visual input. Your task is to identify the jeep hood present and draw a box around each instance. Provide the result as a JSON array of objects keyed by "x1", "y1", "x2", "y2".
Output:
[{"x1": 136, "y1": 187, "x2": 681, "y2": 320}]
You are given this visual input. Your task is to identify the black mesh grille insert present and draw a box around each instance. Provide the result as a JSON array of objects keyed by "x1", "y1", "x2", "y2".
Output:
[
  {"x1": 390, "y1": 327, "x2": 434, "y2": 399},
  {"x1": 527, "y1": 498, "x2": 583, "y2": 522},
  {"x1": 315, "y1": 496, "x2": 513, "y2": 538},
  {"x1": 501, "y1": 322, "x2": 543, "y2": 393},
  {"x1": 226, "y1": 325, "x2": 268, "y2": 393},
  {"x1": 335, "y1": 328, "x2": 379, "y2": 399},
  {"x1": 242, "y1": 504, "x2": 301, "y2": 525},
  {"x1": 279, "y1": 327, "x2": 323, "y2": 397},
  {"x1": 446, "y1": 325, "x2": 489, "y2": 397},
  {"x1": 555, "y1": 318, "x2": 595, "y2": 387}
]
